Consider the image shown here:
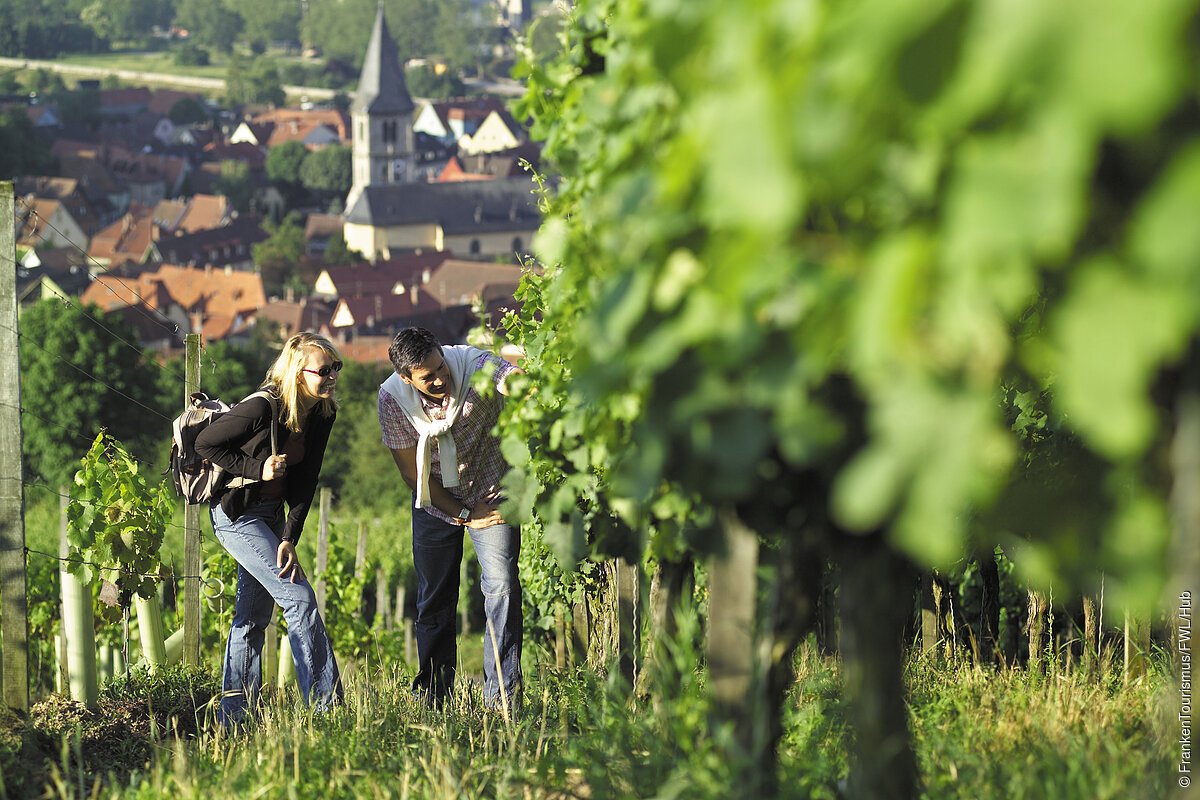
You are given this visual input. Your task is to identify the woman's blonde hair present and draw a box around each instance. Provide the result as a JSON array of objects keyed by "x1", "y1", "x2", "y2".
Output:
[{"x1": 265, "y1": 332, "x2": 341, "y2": 432}]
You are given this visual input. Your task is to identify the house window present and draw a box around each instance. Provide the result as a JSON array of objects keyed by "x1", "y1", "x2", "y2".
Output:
[{"x1": 470, "y1": 239, "x2": 481, "y2": 255}]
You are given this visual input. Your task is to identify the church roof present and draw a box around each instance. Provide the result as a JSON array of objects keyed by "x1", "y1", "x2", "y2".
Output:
[
  {"x1": 352, "y1": 6, "x2": 416, "y2": 116},
  {"x1": 343, "y1": 177, "x2": 541, "y2": 233}
]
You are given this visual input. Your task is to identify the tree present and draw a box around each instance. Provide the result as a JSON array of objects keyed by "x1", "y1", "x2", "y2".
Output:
[
  {"x1": 430, "y1": 0, "x2": 487, "y2": 75},
  {"x1": 175, "y1": 0, "x2": 244, "y2": 53},
  {"x1": 302, "y1": 0, "x2": 489, "y2": 70},
  {"x1": 25, "y1": 68, "x2": 65, "y2": 98},
  {"x1": 225, "y1": 55, "x2": 286, "y2": 108},
  {"x1": 266, "y1": 140, "x2": 308, "y2": 186},
  {"x1": 252, "y1": 214, "x2": 307, "y2": 296},
  {"x1": 300, "y1": 145, "x2": 352, "y2": 196},
  {"x1": 0, "y1": 0, "x2": 102, "y2": 57},
  {"x1": 324, "y1": 230, "x2": 363, "y2": 266},
  {"x1": 169, "y1": 97, "x2": 209, "y2": 126},
  {"x1": 80, "y1": 0, "x2": 172, "y2": 46},
  {"x1": 318, "y1": 360, "x2": 395, "y2": 509},
  {"x1": 19, "y1": 300, "x2": 171, "y2": 490},
  {"x1": 265, "y1": 140, "x2": 310, "y2": 208},
  {"x1": 156, "y1": 331, "x2": 276, "y2": 411},
  {"x1": 0, "y1": 108, "x2": 53, "y2": 178},
  {"x1": 238, "y1": 0, "x2": 302, "y2": 50},
  {"x1": 213, "y1": 160, "x2": 256, "y2": 214},
  {"x1": 173, "y1": 43, "x2": 210, "y2": 67},
  {"x1": 52, "y1": 84, "x2": 102, "y2": 130},
  {"x1": 403, "y1": 64, "x2": 464, "y2": 100}
]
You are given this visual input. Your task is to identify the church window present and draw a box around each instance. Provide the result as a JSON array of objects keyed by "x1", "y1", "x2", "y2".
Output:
[
  {"x1": 383, "y1": 120, "x2": 398, "y2": 144},
  {"x1": 470, "y1": 239, "x2": 481, "y2": 255},
  {"x1": 512, "y1": 237, "x2": 523, "y2": 252}
]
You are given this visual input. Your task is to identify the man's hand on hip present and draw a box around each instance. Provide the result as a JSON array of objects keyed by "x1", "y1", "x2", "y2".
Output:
[{"x1": 465, "y1": 501, "x2": 505, "y2": 529}]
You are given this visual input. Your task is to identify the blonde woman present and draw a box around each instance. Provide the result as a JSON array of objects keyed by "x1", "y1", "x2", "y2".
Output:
[{"x1": 196, "y1": 332, "x2": 344, "y2": 726}]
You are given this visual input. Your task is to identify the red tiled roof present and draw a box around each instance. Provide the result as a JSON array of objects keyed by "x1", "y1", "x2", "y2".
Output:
[
  {"x1": 176, "y1": 194, "x2": 229, "y2": 233},
  {"x1": 331, "y1": 289, "x2": 441, "y2": 330},
  {"x1": 148, "y1": 89, "x2": 204, "y2": 116},
  {"x1": 15, "y1": 198, "x2": 62, "y2": 247},
  {"x1": 425, "y1": 259, "x2": 527, "y2": 307},
  {"x1": 80, "y1": 264, "x2": 265, "y2": 342},
  {"x1": 87, "y1": 204, "x2": 157, "y2": 265},
  {"x1": 250, "y1": 108, "x2": 351, "y2": 140},
  {"x1": 100, "y1": 87, "x2": 151, "y2": 109},
  {"x1": 436, "y1": 157, "x2": 494, "y2": 183},
  {"x1": 203, "y1": 141, "x2": 266, "y2": 170},
  {"x1": 319, "y1": 251, "x2": 452, "y2": 297},
  {"x1": 336, "y1": 335, "x2": 393, "y2": 364}
]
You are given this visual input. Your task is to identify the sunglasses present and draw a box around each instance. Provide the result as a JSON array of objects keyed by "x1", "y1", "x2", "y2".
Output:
[{"x1": 301, "y1": 361, "x2": 343, "y2": 378}]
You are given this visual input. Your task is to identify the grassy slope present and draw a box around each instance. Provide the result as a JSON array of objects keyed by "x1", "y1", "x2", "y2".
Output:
[{"x1": 5, "y1": 644, "x2": 1172, "y2": 800}]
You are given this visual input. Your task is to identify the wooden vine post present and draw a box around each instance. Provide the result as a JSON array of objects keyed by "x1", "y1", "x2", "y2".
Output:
[
  {"x1": 354, "y1": 522, "x2": 368, "y2": 579},
  {"x1": 0, "y1": 180, "x2": 29, "y2": 711},
  {"x1": 315, "y1": 487, "x2": 331, "y2": 618},
  {"x1": 375, "y1": 567, "x2": 390, "y2": 629},
  {"x1": 707, "y1": 510, "x2": 758, "y2": 761},
  {"x1": 182, "y1": 333, "x2": 202, "y2": 665},
  {"x1": 615, "y1": 557, "x2": 641, "y2": 687}
]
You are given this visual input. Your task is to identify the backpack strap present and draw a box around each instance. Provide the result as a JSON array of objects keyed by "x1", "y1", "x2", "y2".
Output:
[{"x1": 245, "y1": 390, "x2": 279, "y2": 457}]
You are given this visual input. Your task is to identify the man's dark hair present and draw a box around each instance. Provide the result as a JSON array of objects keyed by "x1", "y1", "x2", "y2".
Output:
[{"x1": 389, "y1": 327, "x2": 442, "y2": 377}]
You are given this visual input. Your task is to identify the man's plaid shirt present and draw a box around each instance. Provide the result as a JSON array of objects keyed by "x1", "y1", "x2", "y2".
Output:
[{"x1": 378, "y1": 351, "x2": 515, "y2": 525}]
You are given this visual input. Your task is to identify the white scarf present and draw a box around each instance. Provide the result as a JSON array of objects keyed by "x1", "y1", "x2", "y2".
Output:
[{"x1": 381, "y1": 345, "x2": 486, "y2": 509}]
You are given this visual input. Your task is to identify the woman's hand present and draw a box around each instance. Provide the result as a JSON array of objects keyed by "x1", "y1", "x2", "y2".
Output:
[
  {"x1": 277, "y1": 540, "x2": 305, "y2": 583},
  {"x1": 263, "y1": 455, "x2": 288, "y2": 481}
]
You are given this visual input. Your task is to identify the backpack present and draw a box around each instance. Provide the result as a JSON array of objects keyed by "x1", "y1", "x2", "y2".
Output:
[{"x1": 169, "y1": 390, "x2": 279, "y2": 504}]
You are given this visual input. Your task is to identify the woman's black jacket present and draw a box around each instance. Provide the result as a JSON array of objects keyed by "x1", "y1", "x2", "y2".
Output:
[{"x1": 194, "y1": 390, "x2": 335, "y2": 544}]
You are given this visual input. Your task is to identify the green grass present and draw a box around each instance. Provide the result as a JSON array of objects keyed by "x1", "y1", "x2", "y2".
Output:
[
  {"x1": 52, "y1": 51, "x2": 232, "y2": 82},
  {"x1": 2, "y1": 642, "x2": 1177, "y2": 799}
]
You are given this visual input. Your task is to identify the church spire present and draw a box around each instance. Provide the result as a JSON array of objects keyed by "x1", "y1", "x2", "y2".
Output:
[{"x1": 352, "y1": 3, "x2": 415, "y2": 116}]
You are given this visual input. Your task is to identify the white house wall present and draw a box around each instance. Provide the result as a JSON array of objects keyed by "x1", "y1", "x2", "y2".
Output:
[
  {"x1": 443, "y1": 228, "x2": 537, "y2": 260},
  {"x1": 413, "y1": 104, "x2": 450, "y2": 140}
]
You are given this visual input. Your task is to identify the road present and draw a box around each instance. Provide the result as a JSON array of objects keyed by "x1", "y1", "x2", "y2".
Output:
[
  {"x1": 0, "y1": 55, "x2": 529, "y2": 102},
  {"x1": 0, "y1": 55, "x2": 337, "y2": 100}
]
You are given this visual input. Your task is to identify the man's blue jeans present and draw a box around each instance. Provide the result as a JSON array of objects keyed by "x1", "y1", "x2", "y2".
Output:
[
  {"x1": 211, "y1": 498, "x2": 342, "y2": 726},
  {"x1": 411, "y1": 505, "x2": 522, "y2": 708}
]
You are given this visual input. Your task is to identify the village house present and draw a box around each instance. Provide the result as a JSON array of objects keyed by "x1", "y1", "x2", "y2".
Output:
[
  {"x1": 231, "y1": 108, "x2": 351, "y2": 150},
  {"x1": 87, "y1": 204, "x2": 160, "y2": 269},
  {"x1": 412, "y1": 96, "x2": 506, "y2": 146},
  {"x1": 15, "y1": 177, "x2": 106, "y2": 237},
  {"x1": 15, "y1": 248, "x2": 91, "y2": 307},
  {"x1": 80, "y1": 263, "x2": 266, "y2": 346},
  {"x1": 149, "y1": 214, "x2": 268, "y2": 271},
  {"x1": 424, "y1": 258, "x2": 527, "y2": 308},
  {"x1": 151, "y1": 194, "x2": 231, "y2": 236},
  {"x1": 304, "y1": 213, "x2": 345, "y2": 256},
  {"x1": 436, "y1": 142, "x2": 541, "y2": 183},
  {"x1": 14, "y1": 196, "x2": 89, "y2": 252},
  {"x1": 257, "y1": 295, "x2": 335, "y2": 343},
  {"x1": 328, "y1": 287, "x2": 442, "y2": 338},
  {"x1": 312, "y1": 251, "x2": 452, "y2": 300}
]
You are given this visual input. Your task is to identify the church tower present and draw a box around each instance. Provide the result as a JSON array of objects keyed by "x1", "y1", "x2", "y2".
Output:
[{"x1": 346, "y1": 4, "x2": 417, "y2": 212}]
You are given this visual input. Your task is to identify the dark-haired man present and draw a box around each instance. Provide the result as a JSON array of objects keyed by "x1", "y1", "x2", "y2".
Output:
[{"x1": 379, "y1": 327, "x2": 523, "y2": 709}]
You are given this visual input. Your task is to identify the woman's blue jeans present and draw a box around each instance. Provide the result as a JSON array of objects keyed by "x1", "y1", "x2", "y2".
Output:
[
  {"x1": 211, "y1": 498, "x2": 342, "y2": 726},
  {"x1": 411, "y1": 506, "x2": 522, "y2": 709}
]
